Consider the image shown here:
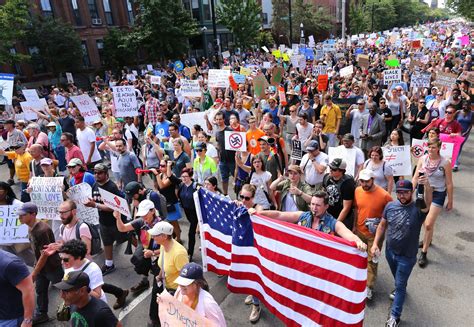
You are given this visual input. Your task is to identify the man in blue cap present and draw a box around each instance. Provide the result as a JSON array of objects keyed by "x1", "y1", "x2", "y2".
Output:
[{"x1": 370, "y1": 180, "x2": 426, "y2": 327}]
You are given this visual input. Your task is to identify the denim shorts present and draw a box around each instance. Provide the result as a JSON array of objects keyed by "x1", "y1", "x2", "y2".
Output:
[
  {"x1": 219, "y1": 162, "x2": 236, "y2": 182},
  {"x1": 432, "y1": 190, "x2": 447, "y2": 208}
]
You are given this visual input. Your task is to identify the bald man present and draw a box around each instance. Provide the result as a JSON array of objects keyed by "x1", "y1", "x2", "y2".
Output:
[{"x1": 28, "y1": 144, "x2": 46, "y2": 178}]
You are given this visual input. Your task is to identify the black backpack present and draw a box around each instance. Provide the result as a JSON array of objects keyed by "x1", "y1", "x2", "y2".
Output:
[{"x1": 61, "y1": 222, "x2": 102, "y2": 256}]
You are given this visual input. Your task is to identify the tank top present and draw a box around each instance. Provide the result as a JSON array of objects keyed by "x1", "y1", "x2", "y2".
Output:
[
  {"x1": 387, "y1": 99, "x2": 401, "y2": 116},
  {"x1": 146, "y1": 145, "x2": 160, "y2": 168},
  {"x1": 424, "y1": 155, "x2": 448, "y2": 192},
  {"x1": 284, "y1": 116, "x2": 298, "y2": 135}
]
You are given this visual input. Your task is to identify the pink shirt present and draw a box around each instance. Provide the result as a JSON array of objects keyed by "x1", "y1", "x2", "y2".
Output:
[
  {"x1": 66, "y1": 145, "x2": 85, "y2": 164},
  {"x1": 27, "y1": 132, "x2": 49, "y2": 148}
]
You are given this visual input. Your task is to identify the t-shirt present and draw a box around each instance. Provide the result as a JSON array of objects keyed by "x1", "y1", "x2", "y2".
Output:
[
  {"x1": 246, "y1": 128, "x2": 265, "y2": 155},
  {"x1": 383, "y1": 200, "x2": 425, "y2": 258},
  {"x1": 66, "y1": 145, "x2": 85, "y2": 164},
  {"x1": 250, "y1": 171, "x2": 272, "y2": 209},
  {"x1": 6, "y1": 129, "x2": 27, "y2": 148},
  {"x1": 216, "y1": 126, "x2": 236, "y2": 163},
  {"x1": 77, "y1": 127, "x2": 102, "y2": 163},
  {"x1": 0, "y1": 250, "x2": 30, "y2": 320},
  {"x1": 220, "y1": 108, "x2": 240, "y2": 126},
  {"x1": 300, "y1": 152, "x2": 329, "y2": 185},
  {"x1": 433, "y1": 119, "x2": 462, "y2": 135},
  {"x1": 92, "y1": 180, "x2": 122, "y2": 226},
  {"x1": 350, "y1": 109, "x2": 368, "y2": 140},
  {"x1": 59, "y1": 116, "x2": 76, "y2": 136},
  {"x1": 158, "y1": 239, "x2": 189, "y2": 290},
  {"x1": 154, "y1": 120, "x2": 171, "y2": 144},
  {"x1": 296, "y1": 123, "x2": 314, "y2": 150},
  {"x1": 70, "y1": 296, "x2": 118, "y2": 327},
  {"x1": 117, "y1": 151, "x2": 141, "y2": 187},
  {"x1": 29, "y1": 221, "x2": 62, "y2": 274},
  {"x1": 175, "y1": 288, "x2": 227, "y2": 327},
  {"x1": 323, "y1": 174, "x2": 355, "y2": 226},
  {"x1": 59, "y1": 222, "x2": 92, "y2": 243},
  {"x1": 320, "y1": 104, "x2": 342, "y2": 134},
  {"x1": 354, "y1": 185, "x2": 393, "y2": 238},
  {"x1": 363, "y1": 160, "x2": 393, "y2": 191},
  {"x1": 6, "y1": 151, "x2": 32, "y2": 182},
  {"x1": 65, "y1": 260, "x2": 107, "y2": 303},
  {"x1": 131, "y1": 218, "x2": 160, "y2": 250}
]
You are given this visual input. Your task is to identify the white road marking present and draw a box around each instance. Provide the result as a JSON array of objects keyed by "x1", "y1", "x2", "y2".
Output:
[{"x1": 118, "y1": 288, "x2": 152, "y2": 321}]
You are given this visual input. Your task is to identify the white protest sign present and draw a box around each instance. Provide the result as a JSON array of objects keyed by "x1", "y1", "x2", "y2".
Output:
[
  {"x1": 411, "y1": 138, "x2": 454, "y2": 162},
  {"x1": 180, "y1": 80, "x2": 201, "y2": 98},
  {"x1": 261, "y1": 46, "x2": 269, "y2": 53},
  {"x1": 66, "y1": 183, "x2": 99, "y2": 226},
  {"x1": 98, "y1": 187, "x2": 131, "y2": 218},
  {"x1": 112, "y1": 86, "x2": 138, "y2": 117},
  {"x1": 22, "y1": 89, "x2": 40, "y2": 102},
  {"x1": 323, "y1": 43, "x2": 336, "y2": 53},
  {"x1": 383, "y1": 69, "x2": 402, "y2": 85},
  {"x1": 0, "y1": 140, "x2": 9, "y2": 150},
  {"x1": 0, "y1": 204, "x2": 29, "y2": 244},
  {"x1": 208, "y1": 69, "x2": 231, "y2": 88},
  {"x1": 263, "y1": 61, "x2": 271, "y2": 69},
  {"x1": 313, "y1": 65, "x2": 328, "y2": 76},
  {"x1": 410, "y1": 72, "x2": 431, "y2": 88},
  {"x1": 146, "y1": 64, "x2": 153, "y2": 71},
  {"x1": 382, "y1": 145, "x2": 412, "y2": 176},
  {"x1": 132, "y1": 70, "x2": 138, "y2": 76},
  {"x1": 150, "y1": 75, "x2": 161, "y2": 85},
  {"x1": 224, "y1": 131, "x2": 247, "y2": 152},
  {"x1": 30, "y1": 177, "x2": 64, "y2": 220},
  {"x1": 0, "y1": 73, "x2": 14, "y2": 105},
  {"x1": 20, "y1": 101, "x2": 40, "y2": 120},
  {"x1": 180, "y1": 111, "x2": 211, "y2": 134},
  {"x1": 328, "y1": 146, "x2": 356, "y2": 177},
  {"x1": 340, "y1": 65, "x2": 354, "y2": 78},
  {"x1": 66, "y1": 72, "x2": 74, "y2": 84},
  {"x1": 221, "y1": 50, "x2": 230, "y2": 59},
  {"x1": 434, "y1": 72, "x2": 457, "y2": 88},
  {"x1": 158, "y1": 289, "x2": 213, "y2": 326},
  {"x1": 70, "y1": 95, "x2": 101, "y2": 124}
]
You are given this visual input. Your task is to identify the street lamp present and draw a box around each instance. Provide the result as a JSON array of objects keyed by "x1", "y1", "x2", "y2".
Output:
[{"x1": 300, "y1": 23, "x2": 304, "y2": 44}]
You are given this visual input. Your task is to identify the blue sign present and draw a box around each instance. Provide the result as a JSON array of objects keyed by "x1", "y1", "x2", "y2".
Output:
[
  {"x1": 355, "y1": 48, "x2": 364, "y2": 55},
  {"x1": 233, "y1": 73, "x2": 246, "y2": 84},
  {"x1": 174, "y1": 61, "x2": 184, "y2": 72},
  {"x1": 305, "y1": 48, "x2": 314, "y2": 60}
]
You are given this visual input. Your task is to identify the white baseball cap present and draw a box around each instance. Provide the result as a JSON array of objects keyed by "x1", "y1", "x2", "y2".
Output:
[
  {"x1": 135, "y1": 199, "x2": 155, "y2": 217},
  {"x1": 358, "y1": 169, "x2": 375, "y2": 181},
  {"x1": 147, "y1": 221, "x2": 174, "y2": 236}
]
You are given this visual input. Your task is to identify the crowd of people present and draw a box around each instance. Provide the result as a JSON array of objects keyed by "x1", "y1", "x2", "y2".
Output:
[{"x1": 0, "y1": 18, "x2": 472, "y2": 327}]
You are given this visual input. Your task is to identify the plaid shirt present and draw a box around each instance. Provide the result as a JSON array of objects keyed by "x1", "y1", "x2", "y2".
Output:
[{"x1": 145, "y1": 97, "x2": 160, "y2": 125}]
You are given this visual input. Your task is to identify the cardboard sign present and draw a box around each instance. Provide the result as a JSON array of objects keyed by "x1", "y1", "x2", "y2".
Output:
[
  {"x1": 434, "y1": 72, "x2": 457, "y2": 88},
  {"x1": 410, "y1": 72, "x2": 431, "y2": 88},
  {"x1": 22, "y1": 89, "x2": 40, "y2": 102},
  {"x1": 317, "y1": 75, "x2": 328, "y2": 91},
  {"x1": 240, "y1": 67, "x2": 252, "y2": 76},
  {"x1": 382, "y1": 145, "x2": 412, "y2": 176},
  {"x1": 150, "y1": 75, "x2": 161, "y2": 85},
  {"x1": 158, "y1": 290, "x2": 214, "y2": 326},
  {"x1": 180, "y1": 80, "x2": 201, "y2": 98},
  {"x1": 208, "y1": 69, "x2": 231, "y2": 88},
  {"x1": 0, "y1": 204, "x2": 29, "y2": 244},
  {"x1": 30, "y1": 177, "x2": 64, "y2": 220},
  {"x1": 184, "y1": 66, "x2": 198, "y2": 78},
  {"x1": 0, "y1": 73, "x2": 15, "y2": 105},
  {"x1": 224, "y1": 131, "x2": 246, "y2": 152},
  {"x1": 112, "y1": 86, "x2": 138, "y2": 117},
  {"x1": 66, "y1": 72, "x2": 74, "y2": 84},
  {"x1": 357, "y1": 55, "x2": 370, "y2": 69},
  {"x1": 458, "y1": 71, "x2": 474, "y2": 84},
  {"x1": 270, "y1": 67, "x2": 285, "y2": 86},
  {"x1": 253, "y1": 75, "x2": 269, "y2": 98},
  {"x1": 383, "y1": 69, "x2": 402, "y2": 85},
  {"x1": 98, "y1": 187, "x2": 131, "y2": 218},
  {"x1": 411, "y1": 138, "x2": 454, "y2": 162},
  {"x1": 70, "y1": 95, "x2": 101, "y2": 124},
  {"x1": 221, "y1": 51, "x2": 230, "y2": 59},
  {"x1": 291, "y1": 140, "x2": 302, "y2": 160},
  {"x1": 340, "y1": 65, "x2": 354, "y2": 78},
  {"x1": 328, "y1": 146, "x2": 357, "y2": 177},
  {"x1": 66, "y1": 183, "x2": 99, "y2": 226}
]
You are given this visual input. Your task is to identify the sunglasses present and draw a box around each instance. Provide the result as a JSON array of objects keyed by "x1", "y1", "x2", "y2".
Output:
[
  {"x1": 446, "y1": 111, "x2": 455, "y2": 114},
  {"x1": 160, "y1": 164, "x2": 166, "y2": 167},
  {"x1": 196, "y1": 149, "x2": 204, "y2": 152},
  {"x1": 419, "y1": 102, "x2": 425, "y2": 104},
  {"x1": 240, "y1": 195, "x2": 252, "y2": 201},
  {"x1": 60, "y1": 257, "x2": 70, "y2": 263},
  {"x1": 290, "y1": 110, "x2": 296, "y2": 113},
  {"x1": 303, "y1": 99, "x2": 309, "y2": 102}
]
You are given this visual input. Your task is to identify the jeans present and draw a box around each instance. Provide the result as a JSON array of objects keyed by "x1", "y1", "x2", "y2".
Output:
[
  {"x1": 54, "y1": 145, "x2": 66, "y2": 171},
  {"x1": 103, "y1": 283, "x2": 125, "y2": 298},
  {"x1": 35, "y1": 269, "x2": 64, "y2": 315},
  {"x1": 20, "y1": 182, "x2": 30, "y2": 203},
  {"x1": 385, "y1": 247, "x2": 417, "y2": 319},
  {"x1": 327, "y1": 133, "x2": 338, "y2": 147},
  {"x1": 0, "y1": 317, "x2": 23, "y2": 326},
  {"x1": 183, "y1": 207, "x2": 198, "y2": 258}
]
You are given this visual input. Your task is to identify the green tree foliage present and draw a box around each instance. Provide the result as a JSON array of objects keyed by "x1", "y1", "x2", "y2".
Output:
[
  {"x1": 446, "y1": 0, "x2": 474, "y2": 21},
  {"x1": 103, "y1": 28, "x2": 138, "y2": 69},
  {"x1": 255, "y1": 31, "x2": 275, "y2": 48},
  {"x1": 349, "y1": 4, "x2": 368, "y2": 35},
  {"x1": 130, "y1": 0, "x2": 199, "y2": 61},
  {"x1": 271, "y1": 0, "x2": 291, "y2": 42},
  {"x1": 27, "y1": 17, "x2": 82, "y2": 81},
  {"x1": 217, "y1": 0, "x2": 262, "y2": 49},
  {"x1": 0, "y1": 0, "x2": 30, "y2": 65}
]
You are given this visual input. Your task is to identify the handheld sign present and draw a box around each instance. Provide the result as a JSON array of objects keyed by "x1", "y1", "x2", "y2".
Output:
[
  {"x1": 70, "y1": 95, "x2": 101, "y2": 124},
  {"x1": 382, "y1": 145, "x2": 412, "y2": 176},
  {"x1": 224, "y1": 131, "x2": 247, "y2": 152},
  {"x1": 291, "y1": 140, "x2": 302, "y2": 160},
  {"x1": 0, "y1": 204, "x2": 29, "y2": 244},
  {"x1": 383, "y1": 69, "x2": 402, "y2": 85},
  {"x1": 66, "y1": 183, "x2": 99, "y2": 226},
  {"x1": 98, "y1": 188, "x2": 131, "y2": 218},
  {"x1": 180, "y1": 80, "x2": 201, "y2": 98},
  {"x1": 22, "y1": 89, "x2": 40, "y2": 102},
  {"x1": 112, "y1": 86, "x2": 138, "y2": 117},
  {"x1": 29, "y1": 177, "x2": 64, "y2": 220},
  {"x1": 340, "y1": 65, "x2": 354, "y2": 78},
  {"x1": 66, "y1": 72, "x2": 74, "y2": 84},
  {"x1": 150, "y1": 75, "x2": 161, "y2": 85},
  {"x1": 208, "y1": 69, "x2": 231, "y2": 88}
]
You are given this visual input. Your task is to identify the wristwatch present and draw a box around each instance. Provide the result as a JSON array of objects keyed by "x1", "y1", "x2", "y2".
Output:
[{"x1": 23, "y1": 318, "x2": 33, "y2": 325}]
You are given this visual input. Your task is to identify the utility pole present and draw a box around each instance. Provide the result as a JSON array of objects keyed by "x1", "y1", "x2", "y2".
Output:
[
  {"x1": 210, "y1": 0, "x2": 219, "y2": 67},
  {"x1": 341, "y1": 0, "x2": 346, "y2": 40},
  {"x1": 288, "y1": 0, "x2": 292, "y2": 45}
]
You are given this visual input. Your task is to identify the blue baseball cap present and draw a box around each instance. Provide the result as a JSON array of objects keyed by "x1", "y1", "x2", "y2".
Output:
[
  {"x1": 396, "y1": 180, "x2": 413, "y2": 192},
  {"x1": 174, "y1": 263, "x2": 204, "y2": 286}
]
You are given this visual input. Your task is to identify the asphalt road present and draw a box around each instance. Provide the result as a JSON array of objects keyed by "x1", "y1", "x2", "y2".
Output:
[{"x1": 2, "y1": 137, "x2": 473, "y2": 327}]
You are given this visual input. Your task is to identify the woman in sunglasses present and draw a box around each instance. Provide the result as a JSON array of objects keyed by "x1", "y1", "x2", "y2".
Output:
[{"x1": 407, "y1": 98, "x2": 430, "y2": 141}]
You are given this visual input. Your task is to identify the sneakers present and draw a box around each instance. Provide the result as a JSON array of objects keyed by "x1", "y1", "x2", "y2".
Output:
[
  {"x1": 113, "y1": 289, "x2": 129, "y2": 309},
  {"x1": 101, "y1": 264, "x2": 116, "y2": 276},
  {"x1": 249, "y1": 304, "x2": 261, "y2": 323},
  {"x1": 244, "y1": 294, "x2": 253, "y2": 305},
  {"x1": 130, "y1": 278, "x2": 150, "y2": 295},
  {"x1": 389, "y1": 289, "x2": 396, "y2": 301},
  {"x1": 418, "y1": 251, "x2": 428, "y2": 268},
  {"x1": 366, "y1": 287, "x2": 373, "y2": 301},
  {"x1": 32, "y1": 313, "x2": 49, "y2": 325},
  {"x1": 385, "y1": 316, "x2": 400, "y2": 327}
]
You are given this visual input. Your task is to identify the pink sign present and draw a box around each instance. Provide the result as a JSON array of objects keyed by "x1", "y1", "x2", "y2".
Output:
[
  {"x1": 459, "y1": 35, "x2": 470, "y2": 46},
  {"x1": 439, "y1": 134, "x2": 465, "y2": 167}
]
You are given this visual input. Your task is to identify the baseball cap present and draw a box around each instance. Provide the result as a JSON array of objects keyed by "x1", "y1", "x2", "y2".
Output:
[
  {"x1": 174, "y1": 263, "x2": 204, "y2": 286},
  {"x1": 287, "y1": 165, "x2": 303, "y2": 175},
  {"x1": 94, "y1": 163, "x2": 108, "y2": 172},
  {"x1": 357, "y1": 99, "x2": 366, "y2": 104},
  {"x1": 116, "y1": 118, "x2": 125, "y2": 123},
  {"x1": 194, "y1": 142, "x2": 207, "y2": 151},
  {"x1": 40, "y1": 158, "x2": 53, "y2": 166},
  {"x1": 258, "y1": 136, "x2": 274, "y2": 144},
  {"x1": 306, "y1": 140, "x2": 320, "y2": 151},
  {"x1": 148, "y1": 221, "x2": 174, "y2": 236},
  {"x1": 340, "y1": 87, "x2": 348, "y2": 92},
  {"x1": 46, "y1": 122, "x2": 56, "y2": 127},
  {"x1": 17, "y1": 203, "x2": 38, "y2": 216},
  {"x1": 67, "y1": 158, "x2": 83, "y2": 167},
  {"x1": 54, "y1": 271, "x2": 90, "y2": 291},
  {"x1": 135, "y1": 199, "x2": 155, "y2": 217},
  {"x1": 328, "y1": 158, "x2": 347, "y2": 170},
  {"x1": 125, "y1": 181, "x2": 142, "y2": 196},
  {"x1": 358, "y1": 169, "x2": 375, "y2": 181},
  {"x1": 396, "y1": 179, "x2": 413, "y2": 192}
]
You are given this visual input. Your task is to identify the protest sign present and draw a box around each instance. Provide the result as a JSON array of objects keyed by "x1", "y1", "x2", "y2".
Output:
[
  {"x1": 132, "y1": 70, "x2": 138, "y2": 76},
  {"x1": 240, "y1": 67, "x2": 252, "y2": 77},
  {"x1": 412, "y1": 40, "x2": 421, "y2": 48},
  {"x1": 291, "y1": 140, "x2": 302, "y2": 160},
  {"x1": 208, "y1": 69, "x2": 231, "y2": 88},
  {"x1": 278, "y1": 86, "x2": 287, "y2": 106},
  {"x1": 434, "y1": 72, "x2": 457, "y2": 88},
  {"x1": 146, "y1": 64, "x2": 153, "y2": 71},
  {"x1": 383, "y1": 69, "x2": 402, "y2": 85},
  {"x1": 158, "y1": 289, "x2": 214, "y2": 327},
  {"x1": 282, "y1": 53, "x2": 290, "y2": 62},
  {"x1": 385, "y1": 59, "x2": 400, "y2": 67},
  {"x1": 66, "y1": 183, "x2": 99, "y2": 226},
  {"x1": 411, "y1": 138, "x2": 454, "y2": 162},
  {"x1": 328, "y1": 146, "x2": 356, "y2": 177},
  {"x1": 22, "y1": 89, "x2": 40, "y2": 102},
  {"x1": 0, "y1": 204, "x2": 29, "y2": 244},
  {"x1": 271, "y1": 50, "x2": 281, "y2": 58},
  {"x1": 410, "y1": 72, "x2": 432, "y2": 88},
  {"x1": 224, "y1": 131, "x2": 247, "y2": 152},
  {"x1": 439, "y1": 134, "x2": 464, "y2": 168},
  {"x1": 112, "y1": 86, "x2": 138, "y2": 117},
  {"x1": 458, "y1": 71, "x2": 474, "y2": 84},
  {"x1": 357, "y1": 55, "x2": 370, "y2": 69},
  {"x1": 270, "y1": 67, "x2": 285, "y2": 86},
  {"x1": 322, "y1": 43, "x2": 335, "y2": 53},
  {"x1": 150, "y1": 75, "x2": 161, "y2": 85},
  {"x1": 30, "y1": 177, "x2": 64, "y2": 220},
  {"x1": 66, "y1": 72, "x2": 74, "y2": 84},
  {"x1": 253, "y1": 75, "x2": 269, "y2": 98},
  {"x1": 221, "y1": 51, "x2": 230, "y2": 59},
  {"x1": 180, "y1": 80, "x2": 201, "y2": 98},
  {"x1": 317, "y1": 75, "x2": 328, "y2": 91},
  {"x1": 335, "y1": 52, "x2": 345, "y2": 60},
  {"x1": 315, "y1": 50, "x2": 324, "y2": 60},
  {"x1": 263, "y1": 61, "x2": 271, "y2": 69},
  {"x1": 340, "y1": 65, "x2": 354, "y2": 78},
  {"x1": 0, "y1": 73, "x2": 14, "y2": 105},
  {"x1": 382, "y1": 145, "x2": 412, "y2": 176},
  {"x1": 312, "y1": 65, "x2": 328, "y2": 76},
  {"x1": 232, "y1": 73, "x2": 246, "y2": 84},
  {"x1": 184, "y1": 66, "x2": 198, "y2": 78},
  {"x1": 261, "y1": 46, "x2": 269, "y2": 53},
  {"x1": 70, "y1": 95, "x2": 101, "y2": 124},
  {"x1": 180, "y1": 111, "x2": 210, "y2": 134},
  {"x1": 0, "y1": 140, "x2": 9, "y2": 150},
  {"x1": 98, "y1": 187, "x2": 131, "y2": 218},
  {"x1": 20, "y1": 100, "x2": 44, "y2": 120}
]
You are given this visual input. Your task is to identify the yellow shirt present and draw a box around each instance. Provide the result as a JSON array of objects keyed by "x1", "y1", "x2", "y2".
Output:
[
  {"x1": 7, "y1": 151, "x2": 33, "y2": 182},
  {"x1": 320, "y1": 104, "x2": 342, "y2": 134},
  {"x1": 104, "y1": 116, "x2": 116, "y2": 135},
  {"x1": 158, "y1": 239, "x2": 189, "y2": 290}
]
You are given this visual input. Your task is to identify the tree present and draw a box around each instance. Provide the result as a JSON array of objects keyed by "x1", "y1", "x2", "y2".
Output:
[
  {"x1": 291, "y1": 0, "x2": 332, "y2": 43},
  {"x1": 349, "y1": 4, "x2": 368, "y2": 35},
  {"x1": 130, "y1": 0, "x2": 199, "y2": 61},
  {"x1": 0, "y1": 0, "x2": 30, "y2": 65},
  {"x1": 26, "y1": 17, "x2": 83, "y2": 83},
  {"x1": 103, "y1": 28, "x2": 137, "y2": 70},
  {"x1": 271, "y1": 0, "x2": 290, "y2": 44},
  {"x1": 256, "y1": 31, "x2": 275, "y2": 48},
  {"x1": 446, "y1": 0, "x2": 474, "y2": 21},
  {"x1": 217, "y1": 0, "x2": 262, "y2": 49}
]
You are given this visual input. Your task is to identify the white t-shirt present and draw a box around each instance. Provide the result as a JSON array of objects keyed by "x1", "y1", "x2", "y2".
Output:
[
  {"x1": 77, "y1": 127, "x2": 102, "y2": 163},
  {"x1": 59, "y1": 222, "x2": 92, "y2": 243},
  {"x1": 65, "y1": 260, "x2": 107, "y2": 303},
  {"x1": 300, "y1": 152, "x2": 329, "y2": 185},
  {"x1": 350, "y1": 109, "x2": 368, "y2": 140},
  {"x1": 175, "y1": 288, "x2": 227, "y2": 327},
  {"x1": 250, "y1": 171, "x2": 272, "y2": 209},
  {"x1": 296, "y1": 123, "x2": 314, "y2": 150}
]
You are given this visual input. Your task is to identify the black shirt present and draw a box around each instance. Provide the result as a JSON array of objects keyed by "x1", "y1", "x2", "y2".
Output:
[
  {"x1": 219, "y1": 108, "x2": 239, "y2": 126},
  {"x1": 59, "y1": 116, "x2": 76, "y2": 136},
  {"x1": 323, "y1": 174, "x2": 355, "y2": 229},
  {"x1": 216, "y1": 126, "x2": 236, "y2": 163},
  {"x1": 70, "y1": 296, "x2": 118, "y2": 327},
  {"x1": 92, "y1": 179, "x2": 122, "y2": 226}
]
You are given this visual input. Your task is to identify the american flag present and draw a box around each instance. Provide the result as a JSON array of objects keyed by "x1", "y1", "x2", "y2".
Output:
[{"x1": 194, "y1": 188, "x2": 367, "y2": 326}]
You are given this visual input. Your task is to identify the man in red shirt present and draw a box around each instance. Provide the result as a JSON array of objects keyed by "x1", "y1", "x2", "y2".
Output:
[
  {"x1": 432, "y1": 105, "x2": 462, "y2": 136},
  {"x1": 61, "y1": 132, "x2": 85, "y2": 164}
]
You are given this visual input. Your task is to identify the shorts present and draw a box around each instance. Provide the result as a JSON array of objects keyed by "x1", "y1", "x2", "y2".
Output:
[
  {"x1": 431, "y1": 190, "x2": 447, "y2": 208},
  {"x1": 219, "y1": 161, "x2": 236, "y2": 182},
  {"x1": 166, "y1": 203, "x2": 182, "y2": 221},
  {"x1": 100, "y1": 223, "x2": 126, "y2": 246}
]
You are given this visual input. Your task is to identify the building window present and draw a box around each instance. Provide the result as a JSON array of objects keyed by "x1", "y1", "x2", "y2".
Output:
[
  {"x1": 102, "y1": 0, "x2": 114, "y2": 25},
  {"x1": 191, "y1": 0, "x2": 199, "y2": 21},
  {"x1": 71, "y1": 0, "x2": 82, "y2": 25},
  {"x1": 28, "y1": 47, "x2": 47, "y2": 74},
  {"x1": 40, "y1": 0, "x2": 54, "y2": 18},
  {"x1": 88, "y1": 0, "x2": 100, "y2": 20},
  {"x1": 262, "y1": 13, "x2": 268, "y2": 25},
  {"x1": 202, "y1": 0, "x2": 211, "y2": 21},
  {"x1": 125, "y1": 0, "x2": 134, "y2": 25},
  {"x1": 81, "y1": 41, "x2": 91, "y2": 67},
  {"x1": 96, "y1": 39, "x2": 105, "y2": 65}
]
